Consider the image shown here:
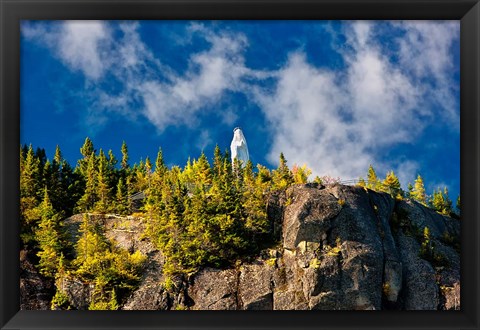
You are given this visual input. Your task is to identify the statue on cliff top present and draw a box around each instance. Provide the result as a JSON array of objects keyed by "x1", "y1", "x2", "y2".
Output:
[{"x1": 230, "y1": 127, "x2": 249, "y2": 166}]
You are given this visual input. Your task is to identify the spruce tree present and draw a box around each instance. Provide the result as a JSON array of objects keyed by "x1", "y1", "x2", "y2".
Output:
[
  {"x1": 115, "y1": 178, "x2": 129, "y2": 215},
  {"x1": 272, "y1": 153, "x2": 293, "y2": 190},
  {"x1": 383, "y1": 171, "x2": 401, "y2": 197},
  {"x1": 243, "y1": 160, "x2": 269, "y2": 241},
  {"x1": 95, "y1": 149, "x2": 112, "y2": 213},
  {"x1": 20, "y1": 145, "x2": 42, "y2": 233},
  {"x1": 74, "y1": 214, "x2": 109, "y2": 271},
  {"x1": 61, "y1": 160, "x2": 83, "y2": 216},
  {"x1": 77, "y1": 152, "x2": 97, "y2": 212},
  {"x1": 53, "y1": 145, "x2": 62, "y2": 164},
  {"x1": 213, "y1": 145, "x2": 223, "y2": 178},
  {"x1": 407, "y1": 183, "x2": 414, "y2": 198},
  {"x1": 154, "y1": 148, "x2": 167, "y2": 176},
  {"x1": 78, "y1": 137, "x2": 95, "y2": 177},
  {"x1": 36, "y1": 187, "x2": 64, "y2": 277},
  {"x1": 21, "y1": 144, "x2": 41, "y2": 200},
  {"x1": 292, "y1": 164, "x2": 312, "y2": 184},
  {"x1": 366, "y1": 165, "x2": 379, "y2": 191},
  {"x1": 411, "y1": 175, "x2": 427, "y2": 205},
  {"x1": 357, "y1": 177, "x2": 366, "y2": 187},
  {"x1": 430, "y1": 187, "x2": 452, "y2": 215},
  {"x1": 121, "y1": 141, "x2": 129, "y2": 170}
]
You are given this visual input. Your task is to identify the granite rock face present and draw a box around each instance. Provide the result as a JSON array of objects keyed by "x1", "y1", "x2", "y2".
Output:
[
  {"x1": 21, "y1": 184, "x2": 461, "y2": 310},
  {"x1": 20, "y1": 249, "x2": 55, "y2": 310}
]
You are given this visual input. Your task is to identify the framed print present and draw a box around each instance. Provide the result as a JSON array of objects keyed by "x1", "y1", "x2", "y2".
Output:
[{"x1": 1, "y1": 0, "x2": 479, "y2": 329}]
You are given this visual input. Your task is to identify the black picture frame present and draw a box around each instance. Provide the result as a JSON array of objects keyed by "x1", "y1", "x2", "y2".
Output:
[{"x1": 1, "y1": 0, "x2": 479, "y2": 329}]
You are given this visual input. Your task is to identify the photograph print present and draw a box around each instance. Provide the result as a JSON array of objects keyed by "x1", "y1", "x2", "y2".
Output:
[{"x1": 20, "y1": 20, "x2": 460, "y2": 310}]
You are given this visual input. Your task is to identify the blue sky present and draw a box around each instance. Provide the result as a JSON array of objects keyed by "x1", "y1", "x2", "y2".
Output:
[{"x1": 20, "y1": 20, "x2": 460, "y2": 199}]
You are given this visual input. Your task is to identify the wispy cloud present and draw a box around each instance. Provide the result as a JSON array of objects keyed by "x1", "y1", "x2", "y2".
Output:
[
  {"x1": 23, "y1": 21, "x2": 110, "y2": 80},
  {"x1": 253, "y1": 21, "x2": 458, "y2": 184}
]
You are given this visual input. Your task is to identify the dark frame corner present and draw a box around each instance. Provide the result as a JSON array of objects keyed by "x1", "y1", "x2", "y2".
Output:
[{"x1": 1, "y1": 0, "x2": 479, "y2": 329}]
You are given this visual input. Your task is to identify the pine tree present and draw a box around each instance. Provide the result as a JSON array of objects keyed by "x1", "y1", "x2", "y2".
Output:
[
  {"x1": 20, "y1": 145, "x2": 43, "y2": 234},
  {"x1": 54, "y1": 145, "x2": 63, "y2": 164},
  {"x1": 21, "y1": 144, "x2": 41, "y2": 200},
  {"x1": 383, "y1": 171, "x2": 401, "y2": 197},
  {"x1": 193, "y1": 152, "x2": 213, "y2": 191},
  {"x1": 213, "y1": 145, "x2": 223, "y2": 178},
  {"x1": 411, "y1": 175, "x2": 427, "y2": 205},
  {"x1": 36, "y1": 187, "x2": 64, "y2": 277},
  {"x1": 407, "y1": 183, "x2": 414, "y2": 198},
  {"x1": 95, "y1": 149, "x2": 112, "y2": 213},
  {"x1": 430, "y1": 187, "x2": 452, "y2": 215},
  {"x1": 243, "y1": 160, "x2": 269, "y2": 240},
  {"x1": 74, "y1": 214, "x2": 109, "y2": 271},
  {"x1": 115, "y1": 178, "x2": 129, "y2": 215},
  {"x1": 154, "y1": 148, "x2": 167, "y2": 177},
  {"x1": 121, "y1": 141, "x2": 129, "y2": 170},
  {"x1": 357, "y1": 177, "x2": 366, "y2": 187},
  {"x1": 292, "y1": 164, "x2": 312, "y2": 184},
  {"x1": 76, "y1": 152, "x2": 97, "y2": 212},
  {"x1": 78, "y1": 137, "x2": 95, "y2": 177},
  {"x1": 256, "y1": 164, "x2": 272, "y2": 185},
  {"x1": 60, "y1": 160, "x2": 83, "y2": 216},
  {"x1": 366, "y1": 165, "x2": 379, "y2": 191},
  {"x1": 272, "y1": 153, "x2": 293, "y2": 190}
]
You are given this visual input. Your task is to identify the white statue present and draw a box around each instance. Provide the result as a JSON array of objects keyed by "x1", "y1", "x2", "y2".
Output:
[{"x1": 230, "y1": 127, "x2": 249, "y2": 166}]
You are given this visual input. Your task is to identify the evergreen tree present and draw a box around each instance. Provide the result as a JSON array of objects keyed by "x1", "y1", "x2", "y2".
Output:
[
  {"x1": 21, "y1": 144, "x2": 42, "y2": 201},
  {"x1": 95, "y1": 149, "x2": 112, "y2": 213},
  {"x1": 456, "y1": 195, "x2": 461, "y2": 215},
  {"x1": 382, "y1": 171, "x2": 402, "y2": 197},
  {"x1": 366, "y1": 165, "x2": 379, "y2": 190},
  {"x1": 154, "y1": 148, "x2": 167, "y2": 177},
  {"x1": 74, "y1": 214, "x2": 109, "y2": 270},
  {"x1": 54, "y1": 145, "x2": 63, "y2": 164},
  {"x1": 60, "y1": 160, "x2": 83, "y2": 216},
  {"x1": 107, "y1": 149, "x2": 119, "y2": 184},
  {"x1": 357, "y1": 177, "x2": 366, "y2": 187},
  {"x1": 78, "y1": 137, "x2": 95, "y2": 177},
  {"x1": 407, "y1": 183, "x2": 414, "y2": 198},
  {"x1": 115, "y1": 177, "x2": 129, "y2": 215},
  {"x1": 121, "y1": 141, "x2": 129, "y2": 170},
  {"x1": 243, "y1": 160, "x2": 269, "y2": 240},
  {"x1": 76, "y1": 152, "x2": 97, "y2": 212},
  {"x1": 272, "y1": 153, "x2": 293, "y2": 190},
  {"x1": 292, "y1": 164, "x2": 312, "y2": 184},
  {"x1": 430, "y1": 187, "x2": 452, "y2": 215},
  {"x1": 36, "y1": 187, "x2": 64, "y2": 277},
  {"x1": 193, "y1": 152, "x2": 213, "y2": 190},
  {"x1": 256, "y1": 164, "x2": 272, "y2": 185},
  {"x1": 35, "y1": 147, "x2": 47, "y2": 173},
  {"x1": 411, "y1": 175, "x2": 427, "y2": 205},
  {"x1": 20, "y1": 145, "x2": 43, "y2": 236}
]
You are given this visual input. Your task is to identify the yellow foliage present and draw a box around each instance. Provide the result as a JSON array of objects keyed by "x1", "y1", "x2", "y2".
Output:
[
  {"x1": 266, "y1": 258, "x2": 277, "y2": 267},
  {"x1": 309, "y1": 258, "x2": 321, "y2": 269}
]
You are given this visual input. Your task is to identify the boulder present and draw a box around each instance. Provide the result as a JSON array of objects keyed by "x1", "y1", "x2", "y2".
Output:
[
  {"x1": 188, "y1": 268, "x2": 238, "y2": 310},
  {"x1": 239, "y1": 262, "x2": 274, "y2": 310}
]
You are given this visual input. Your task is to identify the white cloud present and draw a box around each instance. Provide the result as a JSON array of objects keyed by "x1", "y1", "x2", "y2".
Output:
[
  {"x1": 58, "y1": 21, "x2": 110, "y2": 80},
  {"x1": 22, "y1": 21, "x2": 110, "y2": 80},
  {"x1": 132, "y1": 25, "x2": 270, "y2": 132},
  {"x1": 395, "y1": 21, "x2": 460, "y2": 124},
  {"x1": 252, "y1": 21, "x2": 458, "y2": 183}
]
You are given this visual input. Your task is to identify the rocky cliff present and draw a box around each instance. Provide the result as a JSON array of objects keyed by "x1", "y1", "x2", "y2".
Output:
[{"x1": 21, "y1": 183, "x2": 461, "y2": 310}]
